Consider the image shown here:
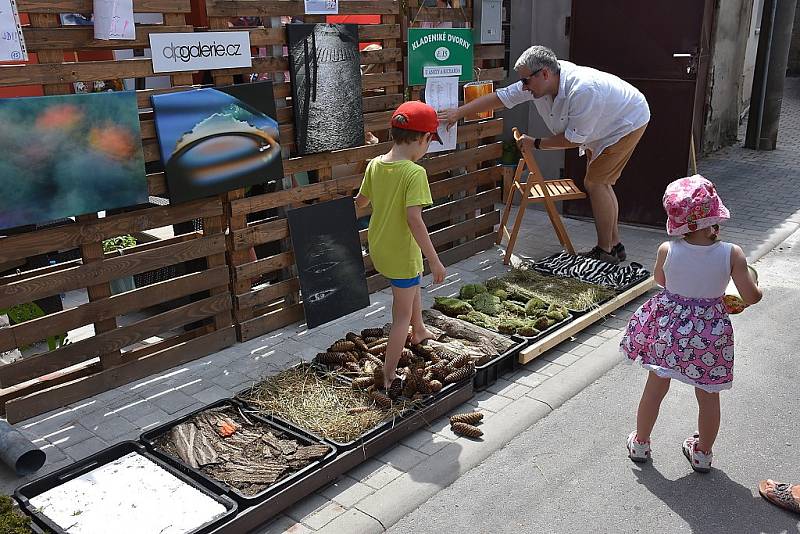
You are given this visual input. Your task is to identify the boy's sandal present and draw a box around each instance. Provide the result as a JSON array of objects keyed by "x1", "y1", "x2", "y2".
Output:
[{"x1": 758, "y1": 479, "x2": 800, "y2": 514}]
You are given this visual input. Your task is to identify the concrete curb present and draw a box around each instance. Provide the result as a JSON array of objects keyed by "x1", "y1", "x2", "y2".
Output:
[{"x1": 317, "y1": 332, "x2": 627, "y2": 533}]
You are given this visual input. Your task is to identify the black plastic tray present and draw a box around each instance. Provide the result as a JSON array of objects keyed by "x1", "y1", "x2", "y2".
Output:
[
  {"x1": 473, "y1": 335, "x2": 528, "y2": 390},
  {"x1": 140, "y1": 399, "x2": 336, "y2": 506},
  {"x1": 237, "y1": 363, "x2": 421, "y2": 450},
  {"x1": 15, "y1": 441, "x2": 237, "y2": 534}
]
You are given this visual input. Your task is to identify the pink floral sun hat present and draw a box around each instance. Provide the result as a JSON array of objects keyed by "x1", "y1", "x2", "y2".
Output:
[{"x1": 662, "y1": 175, "x2": 730, "y2": 236}]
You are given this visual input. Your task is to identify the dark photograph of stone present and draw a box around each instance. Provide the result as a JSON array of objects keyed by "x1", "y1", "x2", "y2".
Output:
[
  {"x1": 287, "y1": 197, "x2": 370, "y2": 329},
  {"x1": 287, "y1": 24, "x2": 365, "y2": 155}
]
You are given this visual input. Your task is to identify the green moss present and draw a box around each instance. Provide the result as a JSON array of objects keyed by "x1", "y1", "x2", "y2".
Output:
[
  {"x1": 524, "y1": 297, "x2": 548, "y2": 316},
  {"x1": 516, "y1": 325, "x2": 540, "y2": 337},
  {"x1": 459, "y1": 283, "x2": 487, "y2": 300},
  {"x1": 533, "y1": 316, "x2": 550, "y2": 330},
  {"x1": 502, "y1": 300, "x2": 526, "y2": 316},
  {"x1": 0, "y1": 496, "x2": 34, "y2": 534},
  {"x1": 433, "y1": 297, "x2": 473, "y2": 317},
  {"x1": 457, "y1": 310, "x2": 498, "y2": 330},
  {"x1": 489, "y1": 288, "x2": 508, "y2": 301},
  {"x1": 471, "y1": 293, "x2": 502, "y2": 315},
  {"x1": 484, "y1": 278, "x2": 506, "y2": 291}
]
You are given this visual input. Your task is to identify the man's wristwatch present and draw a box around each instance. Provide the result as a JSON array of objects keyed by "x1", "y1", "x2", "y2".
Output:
[{"x1": 533, "y1": 138, "x2": 542, "y2": 150}]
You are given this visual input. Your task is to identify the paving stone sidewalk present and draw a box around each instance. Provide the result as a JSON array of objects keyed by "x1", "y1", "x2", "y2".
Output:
[{"x1": 3, "y1": 79, "x2": 800, "y2": 533}]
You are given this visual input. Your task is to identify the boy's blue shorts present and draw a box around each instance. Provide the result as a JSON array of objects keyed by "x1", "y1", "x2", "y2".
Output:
[{"x1": 389, "y1": 275, "x2": 421, "y2": 288}]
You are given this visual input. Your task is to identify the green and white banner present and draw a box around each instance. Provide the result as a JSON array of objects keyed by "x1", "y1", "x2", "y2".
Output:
[{"x1": 407, "y1": 28, "x2": 474, "y2": 86}]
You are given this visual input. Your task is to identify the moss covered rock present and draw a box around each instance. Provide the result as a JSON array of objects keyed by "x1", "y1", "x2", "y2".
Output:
[
  {"x1": 471, "y1": 293, "x2": 502, "y2": 315},
  {"x1": 524, "y1": 296, "x2": 548, "y2": 316},
  {"x1": 433, "y1": 296, "x2": 473, "y2": 316},
  {"x1": 489, "y1": 288, "x2": 508, "y2": 301},
  {"x1": 457, "y1": 310, "x2": 497, "y2": 330},
  {"x1": 0, "y1": 496, "x2": 33, "y2": 534},
  {"x1": 459, "y1": 283, "x2": 487, "y2": 300},
  {"x1": 502, "y1": 300, "x2": 526, "y2": 316}
]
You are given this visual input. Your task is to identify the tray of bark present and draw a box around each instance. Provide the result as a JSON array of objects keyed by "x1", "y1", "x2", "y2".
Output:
[
  {"x1": 310, "y1": 321, "x2": 488, "y2": 402},
  {"x1": 237, "y1": 363, "x2": 420, "y2": 450},
  {"x1": 141, "y1": 399, "x2": 336, "y2": 506}
]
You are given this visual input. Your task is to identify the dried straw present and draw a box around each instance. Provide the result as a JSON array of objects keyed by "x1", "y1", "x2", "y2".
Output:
[
  {"x1": 239, "y1": 365, "x2": 409, "y2": 443},
  {"x1": 500, "y1": 268, "x2": 616, "y2": 311}
]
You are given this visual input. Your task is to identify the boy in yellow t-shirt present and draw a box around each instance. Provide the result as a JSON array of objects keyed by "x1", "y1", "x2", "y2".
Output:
[{"x1": 355, "y1": 101, "x2": 447, "y2": 393}]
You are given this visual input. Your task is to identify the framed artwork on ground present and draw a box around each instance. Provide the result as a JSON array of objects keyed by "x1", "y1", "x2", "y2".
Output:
[{"x1": 0, "y1": 91, "x2": 148, "y2": 231}]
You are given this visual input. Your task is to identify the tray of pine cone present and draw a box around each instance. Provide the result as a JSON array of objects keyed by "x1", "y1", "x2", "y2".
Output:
[{"x1": 313, "y1": 327, "x2": 476, "y2": 404}]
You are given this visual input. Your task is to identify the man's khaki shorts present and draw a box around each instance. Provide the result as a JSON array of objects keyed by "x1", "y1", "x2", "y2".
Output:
[{"x1": 584, "y1": 124, "x2": 647, "y2": 186}]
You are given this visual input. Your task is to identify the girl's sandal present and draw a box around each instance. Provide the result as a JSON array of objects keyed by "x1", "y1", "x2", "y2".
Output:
[{"x1": 758, "y1": 479, "x2": 800, "y2": 514}]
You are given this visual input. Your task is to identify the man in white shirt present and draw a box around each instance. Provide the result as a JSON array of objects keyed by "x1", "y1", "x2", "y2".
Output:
[{"x1": 440, "y1": 46, "x2": 650, "y2": 265}]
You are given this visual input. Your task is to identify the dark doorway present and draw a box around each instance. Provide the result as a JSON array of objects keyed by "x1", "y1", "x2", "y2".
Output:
[{"x1": 564, "y1": 0, "x2": 715, "y2": 227}]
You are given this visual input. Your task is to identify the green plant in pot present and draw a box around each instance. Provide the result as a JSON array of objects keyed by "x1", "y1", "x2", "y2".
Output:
[
  {"x1": 103, "y1": 234, "x2": 137, "y2": 294},
  {"x1": 1, "y1": 302, "x2": 68, "y2": 351}
]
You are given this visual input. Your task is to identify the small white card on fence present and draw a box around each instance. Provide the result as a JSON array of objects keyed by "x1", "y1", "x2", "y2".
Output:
[
  {"x1": 425, "y1": 76, "x2": 458, "y2": 153},
  {"x1": 0, "y1": 0, "x2": 27, "y2": 62},
  {"x1": 149, "y1": 31, "x2": 252, "y2": 73},
  {"x1": 93, "y1": 0, "x2": 135, "y2": 40},
  {"x1": 304, "y1": 0, "x2": 338, "y2": 15}
]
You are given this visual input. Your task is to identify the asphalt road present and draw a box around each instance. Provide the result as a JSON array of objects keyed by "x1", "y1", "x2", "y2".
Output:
[{"x1": 390, "y1": 230, "x2": 800, "y2": 534}]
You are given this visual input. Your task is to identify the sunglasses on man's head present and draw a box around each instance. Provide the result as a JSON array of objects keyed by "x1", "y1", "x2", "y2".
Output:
[{"x1": 521, "y1": 68, "x2": 544, "y2": 85}]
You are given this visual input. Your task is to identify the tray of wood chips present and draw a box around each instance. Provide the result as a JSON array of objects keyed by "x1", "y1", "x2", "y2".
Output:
[{"x1": 141, "y1": 399, "x2": 336, "y2": 506}]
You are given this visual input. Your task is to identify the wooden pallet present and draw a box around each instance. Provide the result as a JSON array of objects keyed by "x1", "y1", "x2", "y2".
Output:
[{"x1": 518, "y1": 277, "x2": 656, "y2": 365}]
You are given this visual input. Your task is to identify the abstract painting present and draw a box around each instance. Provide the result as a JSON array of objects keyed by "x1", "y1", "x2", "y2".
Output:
[
  {"x1": 287, "y1": 197, "x2": 369, "y2": 329},
  {"x1": 287, "y1": 24, "x2": 365, "y2": 155},
  {"x1": 0, "y1": 92, "x2": 148, "y2": 231},
  {"x1": 152, "y1": 81, "x2": 284, "y2": 204}
]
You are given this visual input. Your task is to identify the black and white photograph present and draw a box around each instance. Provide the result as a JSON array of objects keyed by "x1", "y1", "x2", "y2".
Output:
[
  {"x1": 287, "y1": 23, "x2": 365, "y2": 155},
  {"x1": 287, "y1": 197, "x2": 370, "y2": 329}
]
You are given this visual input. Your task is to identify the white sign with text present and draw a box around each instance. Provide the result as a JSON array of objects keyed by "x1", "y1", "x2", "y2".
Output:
[
  {"x1": 304, "y1": 0, "x2": 338, "y2": 15},
  {"x1": 424, "y1": 76, "x2": 458, "y2": 153},
  {"x1": 93, "y1": 0, "x2": 135, "y2": 40},
  {"x1": 149, "y1": 31, "x2": 252, "y2": 73},
  {"x1": 0, "y1": 0, "x2": 27, "y2": 62}
]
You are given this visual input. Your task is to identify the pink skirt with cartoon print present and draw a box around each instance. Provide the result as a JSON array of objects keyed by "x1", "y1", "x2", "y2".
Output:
[{"x1": 620, "y1": 290, "x2": 734, "y2": 392}]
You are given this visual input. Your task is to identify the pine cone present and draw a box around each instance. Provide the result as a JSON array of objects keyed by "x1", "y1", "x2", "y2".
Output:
[
  {"x1": 429, "y1": 379, "x2": 443, "y2": 392},
  {"x1": 370, "y1": 389, "x2": 392, "y2": 409},
  {"x1": 346, "y1": 332, "x2": 369, "y2": 352},
  {"x1": 344, "y1": 361, "x2": 361, "y2": 373},
  {"x1": 444, "y1": 365, "x2": 472, "y2": 384},
  {"x1": 347, "y1": 406, "x2": 371, "y2": 414},
  {"x1": 329, "y1": 340, "x2": 356, "y2": 352},
  {"x1": 388, "y1": 378, "x2": 402, "y2": 400},
  {"x1": 402, "y1": 381, "x2": 418, "y2": 398},
  {"x1": 415, "y1": 369, "x2": 431, "y2": 394},
  {"x1": 315, "y1": 352, "x2": 350, "y2": 365},
  {"x1": 411, "y1": 393, "x2": 426, "y2": 401},
  {"x1": 451, "y1": 422, "x2": 483, "y2": 438},
  {"x1": 367, "y1": 342, "x2": 388, "y2": 355},
  {"x1": 373, "y1": 365, "x2": 385, "y2": 388},
  {"x1": 423, "y1": 371, "x2": 434, "y2": 382},
  {"x1": 450, "y1": 353, "x2": 471, "y2": 369},
  {"x1": 352, "y1": 376, "x2": 374, "y2": 390},
  {"x1": 361, "y1": 327, "x2": 385, "y2": 338},
  {"x1": 366, "y1": 353, "x2": 384, "y2": 367},
  {"x1": 450, "y1": 412, "x2": 483, "y2": 425},
  {"x1": 363, "y1": 336, "x2": 380, "y2": 344},
  {"x1": 366, "y1": 337, "x2": 389, "y2": 349}
]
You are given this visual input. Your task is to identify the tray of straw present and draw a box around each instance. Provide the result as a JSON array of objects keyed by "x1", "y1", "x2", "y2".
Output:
[{"x1": 237, "y1": 364, "x2": 416, "y2": 450}]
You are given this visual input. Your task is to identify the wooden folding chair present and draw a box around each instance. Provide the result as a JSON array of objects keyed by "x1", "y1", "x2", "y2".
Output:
[{"x1": 497, "y1": 128, "x2": 587, "y2": 265}]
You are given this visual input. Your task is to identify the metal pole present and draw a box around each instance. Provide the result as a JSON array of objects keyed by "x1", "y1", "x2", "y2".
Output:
[{"x1": 746, "y1": 0, "x2": 798, "y2": 149}]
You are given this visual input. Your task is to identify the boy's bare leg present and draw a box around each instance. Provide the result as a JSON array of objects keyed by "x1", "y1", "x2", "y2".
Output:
[
  {"x1": 410, "y1": 283, "x2": 435, "y2": 344},
  {"x1": 384, "y1": 285, "x2": 416, "y2": 389}
]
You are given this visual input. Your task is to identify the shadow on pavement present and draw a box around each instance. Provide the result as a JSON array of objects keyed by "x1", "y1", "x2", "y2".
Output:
[{"x1": 632, "y1": 463, "x2": 800, "y2": 533}]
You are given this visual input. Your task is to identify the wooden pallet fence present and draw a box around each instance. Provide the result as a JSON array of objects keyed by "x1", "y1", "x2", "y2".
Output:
[
  {"x1": 0, "y1": 0, "x2": 235, "y2": 423},
  {"x1": 205, "y1": 0, "x2": 408, "y2": 341}
]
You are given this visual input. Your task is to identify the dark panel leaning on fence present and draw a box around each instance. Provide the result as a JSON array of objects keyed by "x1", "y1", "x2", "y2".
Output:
[{"x1": 0, "y1": 0, "x2": 235, "y2": 423}]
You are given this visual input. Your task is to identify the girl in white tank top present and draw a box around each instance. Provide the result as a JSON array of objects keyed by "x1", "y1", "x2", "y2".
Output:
[{"x1": 621, "y1": 175, "x2": 761, "y2": 472}]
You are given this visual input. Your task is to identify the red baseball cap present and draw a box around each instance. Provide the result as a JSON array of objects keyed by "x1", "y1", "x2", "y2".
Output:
[{"x1": 391, "y1": 101, "x2": 442, "y2": 144}]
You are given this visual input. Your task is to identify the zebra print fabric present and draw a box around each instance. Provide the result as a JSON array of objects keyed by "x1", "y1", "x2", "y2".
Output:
[{"x1": 532, "y1": 252, "x2": 650, "y2": 291}]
